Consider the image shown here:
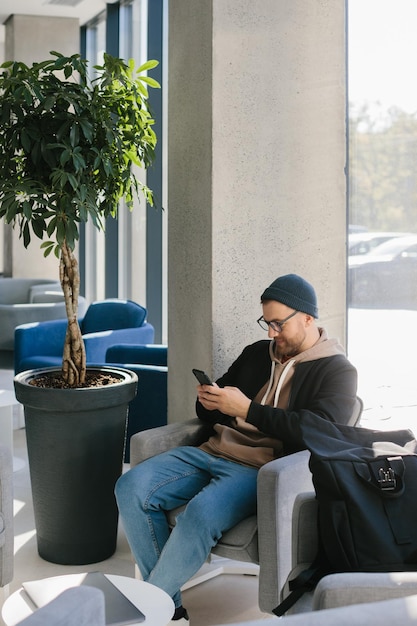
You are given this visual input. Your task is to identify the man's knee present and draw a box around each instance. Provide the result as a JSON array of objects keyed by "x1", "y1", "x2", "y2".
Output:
[
  {"x1": 115, "y1": 464, "x2": 163, "y2": 513},
  {"x1": 115, "y1": 466, "x2": 144, "y2": 506}
]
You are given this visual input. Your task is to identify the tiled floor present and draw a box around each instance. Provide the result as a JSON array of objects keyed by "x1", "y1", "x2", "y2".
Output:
[{"x1": 2, "y1": 307, "x2": 417, "y2": 625}]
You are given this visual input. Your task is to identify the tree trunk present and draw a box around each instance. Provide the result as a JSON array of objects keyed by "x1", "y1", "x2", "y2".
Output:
[{"x1": 60, "y1": 240, "x2": 86, "y2": 386}]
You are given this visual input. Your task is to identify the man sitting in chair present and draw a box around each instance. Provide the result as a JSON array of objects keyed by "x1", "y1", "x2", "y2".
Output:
[{"x1": 115, "y1": 274, "x2": 357, "y2": 625}]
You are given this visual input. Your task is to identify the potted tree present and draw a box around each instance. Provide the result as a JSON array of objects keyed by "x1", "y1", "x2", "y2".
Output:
[{"x1": 0, "y1": 51, "x2": 160, "y2": 564}]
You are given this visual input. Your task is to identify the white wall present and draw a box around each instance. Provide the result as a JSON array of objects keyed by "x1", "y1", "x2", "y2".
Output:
[{"x1": 3, "y1": 15, "x2": 80, "y2": 280}]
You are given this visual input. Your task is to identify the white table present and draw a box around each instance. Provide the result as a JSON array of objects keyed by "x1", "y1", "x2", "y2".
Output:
[
  {"x1": 0, "y1": 389, "x2": 25, "y2": 472},
  {"x1": 1, "y1": 573, "x2": 175, "y2": 626}
]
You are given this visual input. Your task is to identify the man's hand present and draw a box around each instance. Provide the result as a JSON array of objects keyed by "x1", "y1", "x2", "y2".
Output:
[{"x1": 197, "y1": 383, "x2": 251, "y2": 419}]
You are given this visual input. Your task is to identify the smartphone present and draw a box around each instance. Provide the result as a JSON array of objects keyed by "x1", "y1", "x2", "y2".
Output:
[{"x1": 192, "y1": 368, "x2": 213, "y2": 386}]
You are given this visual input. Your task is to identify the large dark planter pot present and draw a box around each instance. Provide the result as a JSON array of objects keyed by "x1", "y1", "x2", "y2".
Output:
[{"x1": 14, "y1": 366, "x2": 138, "y2": 566}]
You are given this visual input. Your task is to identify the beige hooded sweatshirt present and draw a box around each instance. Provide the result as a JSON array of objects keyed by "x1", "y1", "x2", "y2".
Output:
[{"x1": 200, "y1": 329, "x2": 345, "y2": 468}]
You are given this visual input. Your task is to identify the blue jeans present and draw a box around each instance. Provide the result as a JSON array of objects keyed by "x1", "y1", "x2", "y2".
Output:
[{"x1": 115, "y1": 446, "x2": 258, "y2": 608}]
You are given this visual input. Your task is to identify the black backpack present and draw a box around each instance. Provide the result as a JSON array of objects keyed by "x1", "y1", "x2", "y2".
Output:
[{"x1": 274, "y1": 418, "x2": 417, "y2": 616}]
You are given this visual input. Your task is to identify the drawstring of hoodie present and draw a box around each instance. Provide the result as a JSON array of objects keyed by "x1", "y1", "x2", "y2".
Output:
[{"x1": 260, "y1": 358, "x2": 296, "y2": 408}]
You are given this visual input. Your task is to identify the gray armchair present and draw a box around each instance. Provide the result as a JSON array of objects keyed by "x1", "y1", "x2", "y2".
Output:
[
  {"x1": 0, "y1": 277, "x2": 87, "y2": 351},
  {"x1": 130, "y1": 419, "x2": 259, "y2": 571},
  {"x1": 129, "y1": 397, "x2": 362, "y2": 607}
]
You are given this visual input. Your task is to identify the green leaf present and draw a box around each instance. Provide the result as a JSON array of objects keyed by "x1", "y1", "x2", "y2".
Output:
[
  {"x1": 78, "y1": 184, "x2": 87, "y2": 202},
  {"x1": 22, "y1": 87, "x2": 33, "y2": 106},
  {"x1": 67, "y1": 173, "x2": 78, "y2": 190},
  {"x1": 135, "y1": 81, "x2": 148, "y2": 97},
  {"x1": 22, "y1": 222, "x2": 31, "y2": 248},
  {"x1": 43, "y1": 95, "x2": 56, "y2": 111},
  {"x1": 46, "y1": 216, "x2": 57, "y2": 237},
  {"x1": 78, "y1": 118, "x2": 93, "y2": 143},
  {"x1": 72, "y1": 152, "x2": 86, "y2": 170},
  {"x1": 70, "y1": 123, "x2": 79, "y2": 147},
  {"x1": 137, "y1": 60, "x2": 159, "y2": 73},
  {"x1": 21, "y1": 129, "x2": 31, "y2": 153},
  {"x1": 60, "y1": 149, "x2": 71, "y2": 166},
  {"x1": 32, "y1": 218, "x2": 46, "y2": 239},
  {"x1": 54, "y1": 56, "x2": 68, "y2": 70},
  {"x1": 22, "y1": 201, "x2": 32, "y2": 220},
  {"x1": 138, "y1": 76, "x2": 160, "y2": 89},
  {"x1": 56, "y1": 121, "x2": 71, "y2": 142},
  {"x1": 31, "y1": 141, "x2": 41, "y2": 165},
  {"x1": 42, "y1": 243, "x2": 55, "y2": 258},
  {"x1": 0, "y1": 51, "x2": 160, "y2": 269}
]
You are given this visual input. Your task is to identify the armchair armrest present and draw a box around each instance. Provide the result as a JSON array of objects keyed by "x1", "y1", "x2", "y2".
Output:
[
  {"x1": 106, "y1": 344, "x2": 167, "y2": 366},
  {"x1": 257, "y1": 450, "x2": 313, "y2": 613},
  {"x1": 129, "y1": 418, "x2": 214, "y2": 466},
  {"x1": 313, "y1": 571, "x2": 417, "y2": 611},
  {"x1": 83, "y1": 324, "x2": 155, "y2": 363}
]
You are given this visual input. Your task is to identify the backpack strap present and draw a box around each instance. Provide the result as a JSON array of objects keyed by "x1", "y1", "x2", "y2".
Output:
[
  {"x1": 272, "y1": 556, "x2": 328, "y2": 617},
  {"x1": 367, "y1": 456, "x2": 411, "y2": 545}
]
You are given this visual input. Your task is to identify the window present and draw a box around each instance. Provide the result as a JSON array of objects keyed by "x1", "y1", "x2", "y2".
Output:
[
  {"x1": 81, "y1": 0, "x2": 166, "y2": 341},
  {"x1": 82, "y1": 11, "x2": 107, "y2": 302},
  {"x1": 81, "y1": 1, "x2": 149, "y2": 306},
  {"x1": 118, "y1": 0, "x2": 148, "y2": 308},
  {"x1": 347, "y1": 0, "x2": 417, "y2": 430}
]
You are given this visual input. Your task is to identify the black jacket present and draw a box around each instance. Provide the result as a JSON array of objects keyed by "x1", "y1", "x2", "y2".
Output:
[{"x1": 196, "y1": 340, "x2": 358, "y2": 455}]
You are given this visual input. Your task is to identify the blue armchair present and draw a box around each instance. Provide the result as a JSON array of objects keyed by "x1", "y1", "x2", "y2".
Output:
[
  {"x1": 105, "y1": 344, "x2": 167, "y2": 462},
  {"x1": 14, "y1": 299, "x2": 155, "y2": 375}
]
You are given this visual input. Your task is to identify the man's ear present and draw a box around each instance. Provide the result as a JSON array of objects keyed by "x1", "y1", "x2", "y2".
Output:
[{"x1": 304, "y1": 314, "x2": 314, "y2": 326}]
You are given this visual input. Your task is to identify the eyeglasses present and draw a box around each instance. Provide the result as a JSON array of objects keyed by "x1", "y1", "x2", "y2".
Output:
[{"x1": 257, "y1": 310, "x2": 298, "y2": 333}]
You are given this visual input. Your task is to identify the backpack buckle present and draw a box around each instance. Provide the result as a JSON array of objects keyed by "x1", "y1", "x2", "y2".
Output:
[{"x1": 377, "y1": 467, "x2": 397, "y2": 490}]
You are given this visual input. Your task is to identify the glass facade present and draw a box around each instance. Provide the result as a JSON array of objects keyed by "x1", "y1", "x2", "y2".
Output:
[
  {"x1": 347, "y1": 0, "x2": 417, "y2": 429},
  {"x1": 81, "y1": 0, "x2": 166, "y2": 342}
]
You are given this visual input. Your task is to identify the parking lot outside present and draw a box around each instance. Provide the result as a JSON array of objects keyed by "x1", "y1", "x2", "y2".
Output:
[{"x1": 348, "y1": 235, "x2": 417, "y2": 308}]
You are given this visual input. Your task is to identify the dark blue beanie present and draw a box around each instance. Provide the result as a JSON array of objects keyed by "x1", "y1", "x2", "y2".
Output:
[{"x1": 261, "y1": 274, "x2": 318, "y2": 318}]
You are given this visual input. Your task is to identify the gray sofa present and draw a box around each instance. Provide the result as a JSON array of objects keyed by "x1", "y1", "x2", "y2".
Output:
[{"x1": 0, "y1": 278, "x2": 87, "y2": 350}]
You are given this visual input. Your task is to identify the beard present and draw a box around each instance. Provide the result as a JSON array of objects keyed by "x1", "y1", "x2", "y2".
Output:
[{"x1": 273, "y1": 330, "x2": 307, "y2": 360}]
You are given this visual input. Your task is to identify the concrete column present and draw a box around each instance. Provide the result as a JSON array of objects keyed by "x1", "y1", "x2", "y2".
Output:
[
  {"x1": 168, "y1": 0, "x2": 347, "y2": 421},
  {"x1": 3, "y1": 15, "x2": 80, "y2": 280}
]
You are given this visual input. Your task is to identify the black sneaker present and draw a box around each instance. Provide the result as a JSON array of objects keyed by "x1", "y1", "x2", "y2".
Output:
[{"x1": 169, "y1": 608, "x2": 189, "y2": 624}]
